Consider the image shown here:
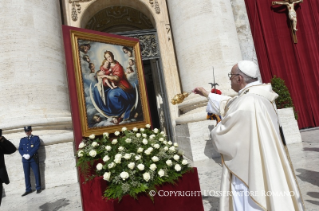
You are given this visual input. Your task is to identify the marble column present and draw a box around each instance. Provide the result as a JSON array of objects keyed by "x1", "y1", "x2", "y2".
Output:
[{"x1": 0, "y1": 0, "x2": 77, "y2": 195}]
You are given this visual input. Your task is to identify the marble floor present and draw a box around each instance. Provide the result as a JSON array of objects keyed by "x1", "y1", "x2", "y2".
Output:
[{"x1": 1, "y1": 128, "x2": 318, "y2": 211}]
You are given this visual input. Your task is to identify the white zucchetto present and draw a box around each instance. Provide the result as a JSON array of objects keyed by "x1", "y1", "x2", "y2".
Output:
[{"x1": 238, "y1": 60, "x2": 259, "y2": 78}]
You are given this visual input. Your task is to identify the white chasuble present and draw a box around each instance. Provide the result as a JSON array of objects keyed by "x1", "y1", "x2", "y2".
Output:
[{"x1": 209, "y1": 83, "x2": 304, "y2": 211}]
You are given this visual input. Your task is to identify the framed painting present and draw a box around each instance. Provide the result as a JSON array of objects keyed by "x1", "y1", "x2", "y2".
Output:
[{"x1": 62, "y1": 26, "x2": 151, "y2": 138}]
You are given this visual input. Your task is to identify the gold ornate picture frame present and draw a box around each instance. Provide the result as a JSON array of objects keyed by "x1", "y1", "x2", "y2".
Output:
[{"x1": 63, "y1": 26, "x2": 151, "y2": 137}]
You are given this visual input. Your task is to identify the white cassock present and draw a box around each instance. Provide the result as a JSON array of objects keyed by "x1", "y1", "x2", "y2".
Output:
[{"x1": 207, "y1": 81, "x2": 305, "y2": 211}]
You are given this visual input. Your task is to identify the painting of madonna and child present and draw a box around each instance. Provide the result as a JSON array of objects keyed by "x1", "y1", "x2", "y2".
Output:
[{"x1": 78, "y1": 39, "x2": 148, "y2": 129}]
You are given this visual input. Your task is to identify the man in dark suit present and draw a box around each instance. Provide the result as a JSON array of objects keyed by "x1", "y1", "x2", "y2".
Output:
[
  {"x1": 0, "y1": 129, "x2": 17, "y2": 206},
  {"x1": 18, "y1": 126, "x2": 41, "y2": 196}
]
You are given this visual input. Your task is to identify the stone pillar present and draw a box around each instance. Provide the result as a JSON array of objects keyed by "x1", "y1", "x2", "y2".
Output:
[
  {"x1": 167, "y1": 0, "x2": 243, "y2": 161},
  {"x1": 0, "y1": 0, "x2": 77, "y2": 195}
]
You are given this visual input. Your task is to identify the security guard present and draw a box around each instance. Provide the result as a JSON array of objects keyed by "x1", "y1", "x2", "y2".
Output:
[{"x1": 18, "y1": 126, "x2": 41, "y2": 196}]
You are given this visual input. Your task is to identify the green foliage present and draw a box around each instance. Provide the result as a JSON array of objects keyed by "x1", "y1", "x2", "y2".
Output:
[
  {"x1": 76, "y1": 125, "x2": 192, "y2": 202},
  {"x1": 271, "y1": 76, "x2": 298, "y2": 120}
]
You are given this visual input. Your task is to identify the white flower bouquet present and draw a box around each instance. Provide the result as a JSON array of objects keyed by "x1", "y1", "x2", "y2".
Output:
[{"x1": 76, "y1": 125, "x2": 191, "y2": 201}]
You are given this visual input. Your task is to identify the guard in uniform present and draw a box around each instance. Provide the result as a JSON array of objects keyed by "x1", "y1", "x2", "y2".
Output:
[{"x1": 18, "y1": 126, "x2": 41, "y2": 196}]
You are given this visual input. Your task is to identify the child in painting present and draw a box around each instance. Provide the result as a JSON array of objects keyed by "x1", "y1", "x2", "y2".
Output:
[{"x1": 97, "y1": 60, "x2": 117, "y2": 89}]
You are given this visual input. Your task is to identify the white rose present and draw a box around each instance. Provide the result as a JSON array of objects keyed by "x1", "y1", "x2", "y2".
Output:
[
  {"x1": 154, "y1": 144, "x2": 160, "y2": 149},
  {"x1": 105, "y1": 145, "x2": 112, "y2": 151},
  {"x1": 168, "y1": 141, "x2": 173, "y2": 145},
  {"x1": 120, "y1": 172, "x2": 129, "y2": 180},
  {"x1": 150, "y1": 163, "x2": 157, "y2": 171},
  {"x1": 115, "y1": 154, "x2": 122, "y2": 159},
  {"x1": 147, "y1": 147, "x2": 154, "y2": 152},
  {"x1": 163, "y1": 146, "x2": 168, "y2": 151},
  {"x1": 144, "y1": 150, "x2": 151, "y2": 155},
  {"x1": 89, "y1": 150, "x2": 97, "y2": 157},
  {"x1": 89, "y1": 134, "x2": 95, "y2": 139},
  {"x1": 133, "y1": 127, "x2": 138, "y2": 132},
  {"x1": 118, "y1": 146, "x2": 124, "y2": 151},
  {"x1": 136, "y1": 133, "x2": 141, "y2": 138},
  {"x1": 103, "y1": 132, "x2": 109, "y2": 138},
  {"x1": 124, "y1": 153, "x2": 131, "y2": 160},
  {"x1": 121, "y1": 127, "x2": 127, "y2": 132},
  {"x1": 160, "y1": 131, "x2": 165, "y2": 135},
  {"x1": 163, "y1": 141, "x2": 167, "y2": 145},
  {"x1": 152, "y1": 156, "x2": 159, "y2": 162},
  {"x1": 114, "y1": 158, "x2": 121, "y2": 164},
  {"x1": 96, "y1": 163, "x2": 103, "y2": 171},
  {"x1": 143, "y1": 172, "x2": 151, "y2": 181},
  {"x1": 114, "y1": 131, "x2": 120, "y2": 136},
  {"x1": 92, "y1": 142, "x2": 99, "y2": 147},
  {"x1": 149, "y1": 135, "x2": 155, "y2": 140},
  {"x1": 112, "y1": 139, "x2": 118, "y2": 144},
  {"x1": 158, "y1": 169, "x2": 165, "y2": 177},
  {"x1": 125, "y1": 138, "x2": 132, "y2": 143},
  {"x1": 174, "y1": 164, "x2": 181, "y2": 171},
  {"x1": 142, "y1": 139, "x2": 148, "y2": 145},
  {"x1": 108, "y1": 162, "x2": 115, "y2": 169},
  {"x1": 145, "y1": 124, "x2": 151, "y2": 128},
  {"x1": 169, "y1": 146, "x2": 175, "y2": 152},
  {"x1": 182, "y1": 159, "x2": 188, "y2": 165},
  {"x1": 135, "y1": 155, "x2": 141, "y2": 160},
  {"x1": 103, "y1": 172, "x2": 111, "y2": 181},
  {"x1": 173, "y1": 154, "x2": 180, "y2": 161},
  {"x1": 137, "y1": 147, "x2": 144, "y2": 153},
  {"x1": 166, "y1": 160, "x2": 173, "y2": 166},
  {"x1": 79, "y1": 142, "x2": 86, "y2": 149},
  {"x1": 103, "y1": 155, "x2": 110, "y2": 162},
  {"x1": 153, "y1": 128, "x2": 159, "y2": 133},
  {"x1": 140, "y1": 128, "x2": 145, "y2": 132},
  {"x1": 78, "y1": 150, "x2": 84, "y2": 157},
  {"x1": 128, "y1": 162, "x2": 135, "y2": 169},
  {"x1": 159, "y1": 138, "x2": 164, "y2": 142},
  {"x1": 174, "y1": 143, "x2": 179, "y2": 147},
  {"x1": 137, "y1": 164, "x2": 145, "y2": 171}
]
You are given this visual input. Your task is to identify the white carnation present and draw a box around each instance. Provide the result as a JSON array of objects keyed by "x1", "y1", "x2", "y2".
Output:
[
  {"x1": 168, "y1": 141, "x2": 173, "y2": 145},
  {"x1": 147, "y1": 147, "x2": 154, "y2": 152},
  {"x1": 92, "y1": 142, "x2": 99, "y2": 147},
  {"x1": 142, "y1": 139, "x2": 148, "y2": 145},
  {"x1": 166, "y1": 160, "x2": 173, "y2": 166},
  {"x1": 112, "y1": 139, "x2": 118, "y2": 144},
  {"x1": 78, "y1": 150, "x2": 84, "y2": 157},
  {"x1": 144, "y1": 150, "x2": 151, "y2": 155},
  {"x1": 163, "y1": 146, "x2": 168, "y2": 151},
  {"x1": 136, "y1": 133, "x2": 141, "y2": 138},
  {"x1": 115, "y1": 154, "x2": 122, "y2": 159},
  {"x1": 103, "y1": 172, "x2": 111, "y2": 181},
  {"x1": 174, "y1": 164, "x2": 181, "y2": 171},
  {"x1": 169, "y1": 146, "x2": 175, "y2": 152},
  {"x1": 114, "y1": 131, "x2": 120, "y2": 136},
  {"x1": 125, "y1": 138, "x2": 132, "y2": 143},
  {"x1": 182, "y1": 159, "x2": 188, "y2": 165},
  {"x1": 143, "y1": 172, "x2": 151, "y2": 181},
  {"x1": 124, "y1": 153, "x2": 131, "y2": 160},
  {"x1": 120, "y1": 172, "x2": 129, "y2": 180},
  {"x1": 153, "y1": 128, "x2": 159, "y2": 133},
  {"x1": 105, "y1": 145, "x2": 112, "y2": 151},
  {"x1": 137, "y1": 164, "x2": 145, "y2": 171},
  {"x1": 149, "y1": 135, "x2": 155, "y2": 140},
  {"x1": 114, "y1": 158, "x2": 121, "y2": 164},
  {"x1": 145, "y1": 124, "x2": 151, "y2": 128},
  {"x1": 118, "y1": 146, "x2": 124, "y2": 151},
  {"x1": 140, "y1": 128, "x2": 145, "y2": 132},
  {"x1": 89, "y1": 134, "x2": 95, "y2": 139},
  {"x1": 158, "y1": 169, "x2": 165, "y2": 177},
  {"x1": 173, "y1": 154, "x2": 180, "y2": 161},
  {"x1": 152, "y1": 156, "x2": 159, "y2": 162},
  {"x1": 79, "y1": 142, "x2": 86, "y2": 149},
  {"x1": 154, "y1": 144, "x2": 160, "y2": 149},
  {"x1": 121, "y1": 127, "x2": 127, "y2": 131},
  {"x1": 174, "y1": 143, "x2": 179, "y2": 147},
  {"x1": 133, "y1": 127, "x2": 138, "y2": 132},
  {"x1": 103, "y1": 155, "x2": 110, "y2": 162},
  {"x1": 142, "y1": 134, "x2": 147, "y2": 138},
  {"x1": 89, "y1": 150, "x2": 97, "y2": 157},
  {"x1": 150, "y1": 163, "x2": 157, "y2": 171},
  {"x1": 135, "y1": 155, "x2": 141, "y2": 160},
  {"x1": 137, "y1": 147, "x2": 144, "y2": 153},
  {"x1": 96, "y1": 163, "x2": 103, "y2": 171},
  {"x1": 163, "y1": 141, "x2": 167, "y2": 145},
  {"x1": 160, "y1": 131, "x2": 165, "y2": 135},
  {"x1": 103, "y1": 132, "x2": 109, "y2": 138},
  {"x1": 159, "y1": 138, "x2": 164, "y2": 142},
  {"x1": 128, "y1": 162, "x2": 135, "y2": 169}
]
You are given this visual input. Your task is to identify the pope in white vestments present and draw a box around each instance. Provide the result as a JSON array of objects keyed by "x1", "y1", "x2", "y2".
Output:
[{"x1": 194, "y1": 61, "x2": 304, "y2": 211}]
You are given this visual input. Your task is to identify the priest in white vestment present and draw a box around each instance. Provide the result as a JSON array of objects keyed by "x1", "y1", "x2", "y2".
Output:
[{"x1": 194, "y1": 61, "x2": 304, "y2": 211}]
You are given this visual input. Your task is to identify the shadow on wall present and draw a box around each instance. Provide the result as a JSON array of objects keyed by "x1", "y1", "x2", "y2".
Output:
[
  {"x1": 39, "y1": 198, "x2": 70, "y2": 211},
  {"x1": 30, "y1": 139, "x2": 46, "y2": 190}
]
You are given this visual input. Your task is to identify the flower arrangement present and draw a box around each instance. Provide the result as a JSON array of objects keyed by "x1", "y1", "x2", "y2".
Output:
[{"x1": 76, "y1": 124, "x2": 192, "y2": 201}]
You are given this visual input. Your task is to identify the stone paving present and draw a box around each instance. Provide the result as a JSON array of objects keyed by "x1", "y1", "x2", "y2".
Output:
[{"x1": 1, "y1": 128, "x2": 318, "y2": 211}]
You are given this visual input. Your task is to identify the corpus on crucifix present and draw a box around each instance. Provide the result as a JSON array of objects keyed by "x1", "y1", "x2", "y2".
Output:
[{"x1": 272, "y1": 0, "x2": 303, "y2": 32}]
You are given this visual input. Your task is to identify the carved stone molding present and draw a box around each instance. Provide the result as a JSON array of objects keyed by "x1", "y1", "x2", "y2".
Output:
[
  {"x1": 149, "y1": 0, "x2": 160, "y2": 14},
  {"x1": 165, "y1": 24, "x2": 171, "y2": 41},
  {"x1": 69, "y1": 0, "x2": 92, "y2": 21},
  {"x1": 128, "y1": 33, "x2": 159, "y2": 60}
]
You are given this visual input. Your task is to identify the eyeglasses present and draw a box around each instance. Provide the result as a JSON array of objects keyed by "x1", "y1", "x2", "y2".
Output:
[{"x1": 228, "y1": 73, "x2": 240, "y2": 79}]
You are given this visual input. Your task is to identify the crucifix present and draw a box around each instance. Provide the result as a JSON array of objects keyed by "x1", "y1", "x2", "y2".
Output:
[{"x1": 272, "y1": 0, "x2": 303, "y2": 43}]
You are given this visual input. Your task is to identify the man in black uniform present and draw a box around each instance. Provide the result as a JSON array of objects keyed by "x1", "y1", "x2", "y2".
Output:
[
  {"x1": 18, "y1": 126, "x2": 41, "y2": 196},
  {"x1": 0, "y1": 129, "x2": 17, "y2": 206}
]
